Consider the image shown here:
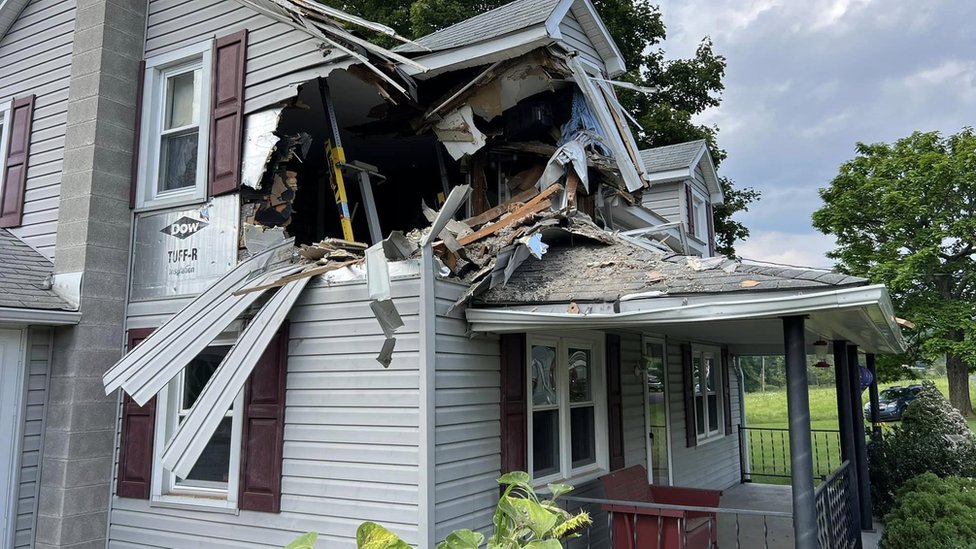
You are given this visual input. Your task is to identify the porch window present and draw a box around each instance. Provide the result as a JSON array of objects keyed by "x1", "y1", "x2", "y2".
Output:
[
  {"x1": 529, "y1": 336, "x2": 606, "y2": 482},
  {"x1": 136, "y1": 42, "x2": 213, "y2": 209},
  {"x1": 692, "y1": 345, "x2": 724, "y2": 440},
  {"x1": 154, "y1": 343, "x2": 243, "y2": 506}
]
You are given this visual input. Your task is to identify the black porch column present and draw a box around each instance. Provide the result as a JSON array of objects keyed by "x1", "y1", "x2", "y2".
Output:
[
  {"x1": 866, "y1": 354, "x2": 882, "y2": 439},
  {"x1": 833, "y1": 340, "x2": 863, "y2": 542},
  {"x1": 847, "y1": 345, "x2": 873, "y2": 530},
  {"x1": 783, "y1": 316, "x2": 817, "y2": 549}
]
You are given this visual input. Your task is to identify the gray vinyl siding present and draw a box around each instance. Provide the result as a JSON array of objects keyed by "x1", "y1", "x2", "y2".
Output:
[
  {"x1": 642, "y1": 181, "x2": 681, "y2": 223},
  {"x1": 666, "y1": 341, "x2": 741, "y2": 490},
  {"x1": 146, "y1": 0, "x2": 337, "y2": 114},
  {"x1": 691, "y1": 167, "x2": 709, "y2": 197},
  {"x1": 109, "y1": 276, "x2": 424, "y2": 548},
  {"x1": 432, "y1": 279, "x2": 500, "y2": 540},
  {"x1": 12, "y1": 326, "x2": 52, "y2": 549},
  {"x1": 0, "y1": 0, "x2": 76, "y2": 257},
  {"x1": 617, "y1": 331, "x2": 646, "y2": 469},
  {"x1": 558, "y1": 11, "x2": 603, "y2": 69}
]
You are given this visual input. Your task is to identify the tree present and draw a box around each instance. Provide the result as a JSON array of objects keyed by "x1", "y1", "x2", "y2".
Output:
[
  {"x1": 812, "y1": 129, "x2": 976, "y2": 416},
  {"x1": 337, "y1": 0, "x2": 759, "y2": 256}
]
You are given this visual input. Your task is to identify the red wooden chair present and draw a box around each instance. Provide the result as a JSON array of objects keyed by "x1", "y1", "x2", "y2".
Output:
[{"x1": 600, "y1": 465, "x2": 722, "y2": 549}]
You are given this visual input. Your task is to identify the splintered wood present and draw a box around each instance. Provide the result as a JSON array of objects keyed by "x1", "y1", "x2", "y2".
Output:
[{"x1": 300, "y1": 238, "x2": 368, "y2": 261}]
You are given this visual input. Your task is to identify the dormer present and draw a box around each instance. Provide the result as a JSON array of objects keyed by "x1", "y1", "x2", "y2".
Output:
[{"x1": 639, "y1": 140, "x2": 724, "y2": 256}]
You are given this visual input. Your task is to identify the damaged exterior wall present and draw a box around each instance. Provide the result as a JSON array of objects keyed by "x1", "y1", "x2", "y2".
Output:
[
  {"x1": 146, "y1": 0, "x2": 342, "y2": 114},
  {"x1": 109, "y1": 275, "x2": 426, "y2": 548}
]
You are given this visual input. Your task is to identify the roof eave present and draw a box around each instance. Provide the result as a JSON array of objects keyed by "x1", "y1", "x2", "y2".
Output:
[
  {"x1": 467, "y1": 284, "x2": 907, "y2": 354},
  {"x1": 0, "y1": 0, "x2": 28, "y2": 44},
  {"x1": 400, "y1": 25, "x2": 552, "y2": 77},
  {"x1": 0, "y1": 306, "x2": 81, "y2": 326},
  {"x1": 546, "y1": 0, "x2": 626, "y2": 76}
]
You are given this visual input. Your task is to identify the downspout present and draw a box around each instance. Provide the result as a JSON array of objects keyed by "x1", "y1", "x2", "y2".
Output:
[{"x1": 418, "y1": 243, "x2": 437, "y2": 547}]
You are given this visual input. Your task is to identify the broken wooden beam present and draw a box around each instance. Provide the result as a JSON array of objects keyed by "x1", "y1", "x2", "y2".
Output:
[
  {"x1": 462, "y1": 186, "x2": 539, "y2": 228},
  {"x1": 566, "y1": 170, "x2": 580, "y2": 210},
  {"x1": 456, "y1": 185, "x2": 560, "y2": 247}
]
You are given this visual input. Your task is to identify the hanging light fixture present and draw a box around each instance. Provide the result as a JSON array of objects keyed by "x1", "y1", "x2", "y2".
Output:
[{"x1": 813, "y1": 340, "x2": 831, "y2": 368}]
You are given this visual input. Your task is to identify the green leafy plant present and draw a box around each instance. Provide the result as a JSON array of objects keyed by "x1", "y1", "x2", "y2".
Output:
[
  {"x1": 351, "y1": 472, "x2": 590, "y2": 549},
  {"x1": 284, "y1": 532, "x2": 318, "y2": 549},
  {"x1": 880, "y1": 473, "x2": 976, "y2": 549},
  {"x1": 868, "y1": 383, "x2": 976, "y2": 515}
]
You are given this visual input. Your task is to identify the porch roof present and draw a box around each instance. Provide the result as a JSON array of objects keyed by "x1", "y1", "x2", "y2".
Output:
[
  {"x1": 467, "y1": 238, "x2": 906, "y2": 355},
  {"x1": 0, "y1": 229, "x2": 79, "y2": 324}
]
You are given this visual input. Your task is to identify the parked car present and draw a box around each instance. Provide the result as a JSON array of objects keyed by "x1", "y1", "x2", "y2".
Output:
[{"x1": 864, "y1": 385, "x2": 925, "y2": 422}]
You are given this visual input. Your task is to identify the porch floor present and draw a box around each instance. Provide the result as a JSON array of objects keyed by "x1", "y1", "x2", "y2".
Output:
[{"x1": 719, "y1": 482, "x2": 881, "y2": 549}]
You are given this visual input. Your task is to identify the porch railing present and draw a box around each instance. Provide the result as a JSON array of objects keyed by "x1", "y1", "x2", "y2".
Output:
[
  {"x1": 560, "y1": 495, "x2": 793, "y2": 549},
  {"x1": 815, "y1": 461, "x2": 859, "y2": 549},
  {"x1": 739, "y1": 425, "x2": 841, "y2": 483}
]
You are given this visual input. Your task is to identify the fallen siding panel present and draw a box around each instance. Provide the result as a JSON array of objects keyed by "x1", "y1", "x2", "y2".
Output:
[
  {"x1": 0, "y1": 0, "x2": 76, "y2": 257},
  {"x1": 110, "y1": 276, "x2": 424, "y2": 549}
]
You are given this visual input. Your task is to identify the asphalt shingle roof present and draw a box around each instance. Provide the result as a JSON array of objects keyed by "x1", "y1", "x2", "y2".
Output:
[
  {"x1": 396, "y1": 0, "x2": 561, "y2": 53},
  {"x1": 639, "y1": 140, "x2": 706, "y2": 174},
  {"x1": 0, "y1": 229, "x2": 73, "y2": 310},
  {"x1": 477, "y1": 237, "x2": 867, "y2": 305}
]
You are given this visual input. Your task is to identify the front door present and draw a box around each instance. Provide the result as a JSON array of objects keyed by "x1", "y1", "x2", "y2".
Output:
[
  {"x1": 0, "y1": 329, "x2": 25, "y2": 549},
  {"x1": 643, "y1": 336, "x2": 671, "y2": 485}
]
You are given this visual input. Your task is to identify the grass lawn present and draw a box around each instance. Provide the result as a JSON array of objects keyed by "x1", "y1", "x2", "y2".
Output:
[{"x1": 742, "y1": 376, "x2": 976, "y2": 483}]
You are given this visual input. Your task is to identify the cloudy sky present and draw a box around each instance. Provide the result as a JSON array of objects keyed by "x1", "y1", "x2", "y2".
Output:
[{"x1": 655, "y1": 0, "x2": 976, "y2": 268}]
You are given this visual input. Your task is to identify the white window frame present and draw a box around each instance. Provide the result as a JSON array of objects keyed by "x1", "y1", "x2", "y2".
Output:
[
  {"x1": 692, "y1": 344, "x2": 725, "y2": 443},
  {"x1": 689, "y1": 187, "x2": 708, "y2": 242},
  {"x1": 136, "y1": 41, "x2": 213, "y2": 211},
  {"x1": 527, "y1": 332, "x2": 608, "y2": 486},
  {"x1": 0, "y1": 100, "x2": 11, "y2": 194},
  {"x1": 151, "y1": 337, "x2": 243, "y2": 511}
]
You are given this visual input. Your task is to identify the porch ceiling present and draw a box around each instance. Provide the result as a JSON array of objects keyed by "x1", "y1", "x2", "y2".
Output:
[{"x1": 466, "y1": 284, "x2": 906, "y2": 355}]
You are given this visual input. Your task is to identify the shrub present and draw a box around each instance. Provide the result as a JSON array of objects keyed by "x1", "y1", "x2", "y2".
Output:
[
  {"x1": 350, "y1": 471, "x2": 590, "y2": 549},
  {"x1": 880, "y1": 473, "x2": 976, "y2": 549},
  {"x1": 868, "y1": 382, "x2": 976, "y2": 515}
]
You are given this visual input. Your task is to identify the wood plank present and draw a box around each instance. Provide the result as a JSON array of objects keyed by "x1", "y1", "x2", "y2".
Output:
[
  {"x1": 455, "y1": 184, "x2": 560, "y2": 247},
  {"x1": 462, "y1": 186, "x2": 538, "y2": 228}
]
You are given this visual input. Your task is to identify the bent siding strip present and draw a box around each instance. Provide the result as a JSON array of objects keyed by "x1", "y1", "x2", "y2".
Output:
[
  {"x1": 146, "y1": 0, "x2": 332, "y2": 114},
  {"x1": 109, "y1": 278, "x2": 423, "y2": 548},
  {"x1": 0, "y1": 0, "x2": 76, "y2": 257}
]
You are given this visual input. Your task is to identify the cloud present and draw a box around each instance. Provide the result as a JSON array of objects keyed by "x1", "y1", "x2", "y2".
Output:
[
  {"x1": 654, "y1": 0, "x2": 976, "y2": 242},
  {"x1": 736, "y1": 231, "x2": 837, "y2": 269}
]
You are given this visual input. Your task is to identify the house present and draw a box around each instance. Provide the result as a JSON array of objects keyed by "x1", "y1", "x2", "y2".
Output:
[{"x1": 0, "y1": 1, "x2": 903, "y2": 549}]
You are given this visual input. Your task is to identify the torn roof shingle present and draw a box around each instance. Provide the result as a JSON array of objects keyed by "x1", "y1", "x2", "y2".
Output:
[
  {"x1": 639, "y1": 140, "x2": 707, "y2": 174},
  {"x1": 476, "y1": 237, "x2": 867, "y2": 305},
  {"x1": 0, "y1": 229, "x2": 72, "y2": 311},
  {"x1": 395, "y1": 0, "x2": 562, "y2": 53}
]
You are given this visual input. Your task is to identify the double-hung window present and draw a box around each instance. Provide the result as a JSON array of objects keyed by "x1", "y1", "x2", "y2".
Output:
[
  {"x1": 691, "y1": 191, "x2": 707, "y2": 241},
  {"x1": 529, "y1": 335, "x2": 606, "y2": 483},
  {"x1": 153, "y1": 343, "x2": 243, "y2": 507},
  {"x1": 137, "y1": 42, "x2": 212, "y2": 209},
  {"x1": 691, "y1": 345, "x2": 724, "y2": 441}
]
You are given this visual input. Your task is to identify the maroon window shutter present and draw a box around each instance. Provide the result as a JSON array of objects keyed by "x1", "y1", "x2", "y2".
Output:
[
  {"x1": 500, "y1": 333, "x2": 527, "y2": 474},
  {"x1": 117, "y1": 328, "x2": 157, "y2": 499},
  {"x1": 681, "y1": 344, "x2": 697, "y2": 448},
  {"x1": 706, "y1": 202, "x2": 715, "y2": 256},
  {"x1": 129, "y1": 60, "x2": 147, "y2": 209},
  {"x1": 722, "y1": 349, "x2": 733, "y2": 436},
  {"x1": 606, "y1": 333, "x2": 625, "y2": 471},
  {"x1": 0, "y1": 95, "x2": 35, "y2": 228},
  {"x1": 239, "y1": 323, "x2": 288, "y2": 512},
  {"x1": 208, "y1": 29, "x2": 248, "y2": 197},
  {"x1": 684, "y1": 184, "x2": 695, "y2": 238}
]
